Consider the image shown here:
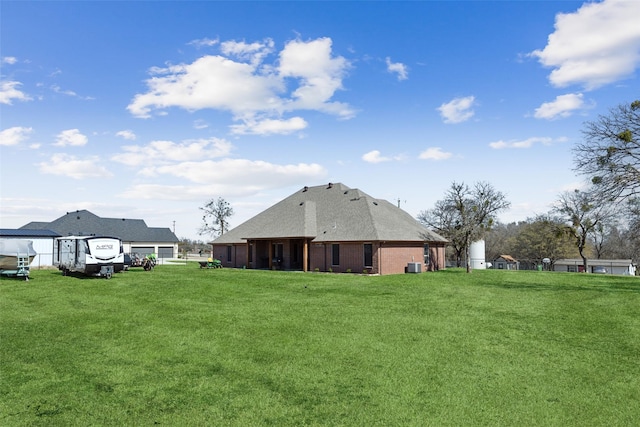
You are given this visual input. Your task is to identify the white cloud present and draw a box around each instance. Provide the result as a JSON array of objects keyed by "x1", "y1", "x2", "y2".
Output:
[
  {"x1": 128, "y1": 37, "x2": 354, "y2": 135},
  {"x1": 530, "y1": 0, "x2": 640, "y2": 90},
  {"x1": 279, "y1": 37, "x2": 354, "y2": 118},
  {"x1": 50, "y1": 84, "x2": 93, "y2": 100},
  {"x1": 533, "y1": 93, "x2": 589, "y2": 120},
  {"x1": 489, "y1": 136, "x2": 566, "y2": 149},
  {"x1": 2, "y1": 57, "x2": 18, "y2": 65},
  {"x1": 128, "y1": 55, "x2": 282, "y2": 118},
  {"x1": 418, "y1": 147, "x2": 453, "y2": 161},
  {"x1": 116, "y1": 130, "x2": 136, "y2": 140},
  {"x1": 385, "y1": 57, "x2": 408, "y2": 81},
  {"x1": 193, "y1": 119, "x2": 209, "y2": 129},
  {"x1": 38, "y1": 153, "x2": 113, "y2": 179},
  {"x1": 221, "y1": 38, "x2": 274, "y2": 66},
  {"x1": 51, "y1": 85, "x2": 78, "y2": 97},
  {"x1": 54, "y1": 129, "x2": 88, "y2": 147},
  {"x1": 188, "y1": 37, "x2": 219, "y2": 48},
  {"x1": 0, "y1": 81, "x2": 32, "y2": 104},
  {"x1": 230, "y1": 116, "x2": 307, "y2": 135},
  {"x1": 437, "y1": 96, "x2": 476, "y2": 124},
  {"x1": 156, "y1": 158, "x2": 325, "y2": 185},
  {"x1": 119, "y1": 158, "x2": 327, "y2": 200},
  {"x1": 112, "y1": 137, "x2": 234, "y2": 167},
  {"x1": 0, "y1": 126, "x2": 33, "y2": 146},
  {"x1": 362, "y1": 150, "x2": 390, "y2": 163}
]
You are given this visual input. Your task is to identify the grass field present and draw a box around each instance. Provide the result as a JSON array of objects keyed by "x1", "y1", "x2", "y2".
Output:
[{"x1": 1, "y1": 265, "x2": 639, "y2": 426}]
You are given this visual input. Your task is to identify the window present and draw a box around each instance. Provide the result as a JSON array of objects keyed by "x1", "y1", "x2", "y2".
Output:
[
  {"x1": 364, "y1": 244, "x2": 373, "y2": 267},
  {"x1": 332, "y1": 244, "x2": 340, "y2": 266},
  {"x1": 227, "y1": 246, "x2": 232, "y2": 262},
  {"x1": 248, "y1": 244, "x2": 253, "y2": 263},
  {"x1": 423, "y1": 244, "x2": 430, "y2": 266}
]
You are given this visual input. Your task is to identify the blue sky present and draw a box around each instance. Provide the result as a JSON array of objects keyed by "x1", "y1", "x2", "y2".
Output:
[{"x1": 1, "y1": 0, "x2": 639, "y2": 240}]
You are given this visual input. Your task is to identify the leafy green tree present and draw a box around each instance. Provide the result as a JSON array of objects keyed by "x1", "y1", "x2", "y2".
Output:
[
  {"x1": 199, "y1": 197, "x2": 234, "y2": 238},
  {"x1": 573, "y1": 100, "x2": 640, "y2": 201},
  {"x1": 510, "y1": 214, "x2": 577, "y2": 270},
  {"x1": 419, "y1": 181, "x2": 510, "y2": 272}
]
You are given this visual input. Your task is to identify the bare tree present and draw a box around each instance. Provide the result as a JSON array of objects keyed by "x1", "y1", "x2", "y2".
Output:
[
  {"x1": 418, "y1": 198, "x2": 466, "y2": 267},
  {"x1": 199, "y1": 197, "x2": 234, "y2": 238},
  {"x1": 553, "y1": 189, "x2": 615, "y2": 272},
  {"x1": 574, "y1": 100, "x2": 640, "y2": 202},
  {"x1": 419, "y1": 181, "x2": 510, "y2": 272}
]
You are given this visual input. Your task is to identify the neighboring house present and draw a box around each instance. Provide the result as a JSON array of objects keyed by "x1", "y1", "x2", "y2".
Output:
[
  {"x1": 0, "y1": 228, "x2": 61, "y2": 267},
  {"x1": 553, "y1": 259, "x2": 636, "y2": 275},
  {"x1": 20, "y1": 210, "x2": 179, "y2": 258},
  {"x1": 493, "y1": 255, "x2": 519, "y2": 270},
  {"x1": 210, "y1": 183, "x2": 447, "y2": 275}
]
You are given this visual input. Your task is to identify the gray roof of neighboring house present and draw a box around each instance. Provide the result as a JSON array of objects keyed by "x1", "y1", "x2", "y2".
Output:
[
  {"x1": 20, "y1": 210, "x2": 178, "y2": 243},
  {"x1": 211, "y1": 183, "x2": 447, "y2": 245},
  {"x1": 0, "y1": 228, "x2": 61, "y2": 238}
]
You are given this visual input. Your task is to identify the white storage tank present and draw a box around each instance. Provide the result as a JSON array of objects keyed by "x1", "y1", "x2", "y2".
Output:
[{"x1": 470, "y1": 240, "x2": 486, "y2": 270}]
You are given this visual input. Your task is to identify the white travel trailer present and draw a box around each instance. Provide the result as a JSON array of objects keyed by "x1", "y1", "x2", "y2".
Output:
[{"x1": 54, "y1": 236, "x2": 124, "y2": 278}]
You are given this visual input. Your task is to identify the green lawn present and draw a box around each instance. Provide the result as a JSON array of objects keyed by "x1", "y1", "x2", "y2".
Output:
[{"x1": 1, "y1": 266, "x2": 639, "y2": 426}]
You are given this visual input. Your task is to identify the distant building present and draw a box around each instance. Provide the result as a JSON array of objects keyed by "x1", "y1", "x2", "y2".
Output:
[
  {"x1": 493, "y1": 255, "x2": 519, "y2": 270},
  {"x1": 20, "y1": 210, "x2": 179, "y2": 259},
  {"x1": 553, "y1": 259, "x2": 636, "y2": 275},
  {"x1": 0, "y1": 228, "x2": 61, "y2": 267},
  {"x1": 210, "y1": 183, "x2": 448, "y2": 275}
]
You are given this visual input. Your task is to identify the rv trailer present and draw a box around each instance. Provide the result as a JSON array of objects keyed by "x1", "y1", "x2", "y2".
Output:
[{"x1": 54, "y1": 236, "x2": 124, "y2": 278}]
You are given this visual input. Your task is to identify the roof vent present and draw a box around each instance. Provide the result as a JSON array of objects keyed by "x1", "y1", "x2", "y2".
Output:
[
  {"x1": 299, "y1": 202, "x2": 304, "y2": 206},
  {"x1": 373, "y1": 201, "x2": 378, "y2": 206},
  {"x1": 303, "y1": 186, "x2": 308, "y2": 192},
  {"x1": 327, "y1": 182, "x2": 333, "y2": 189}
]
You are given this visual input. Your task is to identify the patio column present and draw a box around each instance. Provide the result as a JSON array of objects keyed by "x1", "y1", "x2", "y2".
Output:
[
  {"x1": 246, "y1": 240, "x2": 250, "y2": 269},
  {"x1": 303, "y1": 239, "x2": 308, "y2": 272}
]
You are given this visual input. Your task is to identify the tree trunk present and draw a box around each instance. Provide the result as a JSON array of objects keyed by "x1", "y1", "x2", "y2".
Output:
[{"x1": 465, "y1": 236, "x2": 472, "y2": 273}]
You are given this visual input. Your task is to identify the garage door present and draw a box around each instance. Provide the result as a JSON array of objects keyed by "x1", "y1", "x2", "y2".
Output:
[{"x1": 157, "y1": 247, "x2": 174, "y2": 259}]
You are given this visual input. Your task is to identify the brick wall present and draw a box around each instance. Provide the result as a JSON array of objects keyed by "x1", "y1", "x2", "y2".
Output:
[
  {"x1": 379, "y1": 242, "x2": 424, "y2": 274},
  {"x1": 213, "y1": 240, "x2": 447, "y2": 274}
]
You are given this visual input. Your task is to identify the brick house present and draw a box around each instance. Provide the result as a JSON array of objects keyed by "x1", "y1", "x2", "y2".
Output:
[{"x1": 209, "y1": 183, "x2": 447, "y2": 275}]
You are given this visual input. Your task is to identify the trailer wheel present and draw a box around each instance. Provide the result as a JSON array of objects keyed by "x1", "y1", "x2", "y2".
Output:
[{"x1": 106, "y1": 271, "x2": 112, "y2": 279}]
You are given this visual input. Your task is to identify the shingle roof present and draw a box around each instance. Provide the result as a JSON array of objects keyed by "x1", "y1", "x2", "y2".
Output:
[
  {"x1": 19, "y1": 210, "x2": 178, "y2": 243},
  {"x1": 0, "y1": 228, "x2": 61, "y2": 238},
  {"x1": 212, "y1": 183, "x2": 447, "y2": 244}
]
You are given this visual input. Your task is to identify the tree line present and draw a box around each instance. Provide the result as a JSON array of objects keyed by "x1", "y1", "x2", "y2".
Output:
[{"x1": 419, "y1": 99, "x2": 639, "y2": 272}]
